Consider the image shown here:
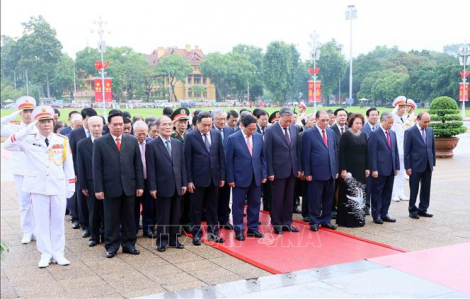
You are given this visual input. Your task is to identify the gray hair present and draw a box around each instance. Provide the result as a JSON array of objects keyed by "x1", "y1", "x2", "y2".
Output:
[
  {"x1": 145, "y1": 116, "x2": 157, "y2": 124},
  {"x1": 156, "y1": 115, "x2": 171, "y2": 126},
  {"x1": 380, "y1": 112, "x2": 394, "y2": 122},
  {"x1": 279, "y1": 107, "x2": 294, "y2": 117},
  {"x1": 305, "y1": 114, "x2": 314, "y2": 123},
  {"x1": 211, "y1": 109, "x2": 227, "y2": 119},
  {"x1": 87, "y1": 116, "x2": 102, "y2": 126},
  {"x1": 133, "y1": 120, "x2": 147, "y2": 131},
  {"x1": 240, "y1": 111, "x2": 252, "y2": 117}
]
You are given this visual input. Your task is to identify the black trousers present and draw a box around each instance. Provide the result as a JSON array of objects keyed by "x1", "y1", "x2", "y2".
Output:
[
  {"x1": 308, "y1": 178, "x2": 335, "y2": 225},
  {"x1": 134, "y1": 181, "x2": 155, "y2": 235},
  {"x1": 218, "y1": 184, "x2": 231, "y2": 225},
  {"x1": 180, "y1": 193, "x2": 191, "y2": 226},
  {"x1": 270, "y1": 175, "x2": 295, "y2": 229},
  {"x1": 85, "y1": 182, "x2": 104, "y2": 242},
  {"x1": 103, "y1": 194, "x2": 136, "y2": 253},
  {"x1": 67, "y1": 192, "x2": 79, "y2": 221},
  {"x1": 262, "y1": 181, "x2": 272, "y2": 211},
  {"x1": 408, "y1": 165, "x2": 432, "y2": 214},
  {"x1": 299, "y1": 180, "x2": 309, "y2": 218},
  {"x1": 191, "y1": 182, "x2": 219, "y2": 238},
  {"x1": 77, "y1": 182, "x2": 89, "y2": 230},
  {"x1": 155, "y1": 194, "x2": 181, "y2": 247},
  {"x1": 293, "y1": 178, "x2": 301, "y2": 209},
  {"x1": 365, "y1": 175, "x2": 372, "y2": 210},
  {"x1": 371, "y1": 174, "x2": 395, "y2": 220}
]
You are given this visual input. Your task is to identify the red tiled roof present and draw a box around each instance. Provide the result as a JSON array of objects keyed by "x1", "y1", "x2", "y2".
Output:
[{"x1": 145, "y1": 47, "x2": 206, "y2": 66}]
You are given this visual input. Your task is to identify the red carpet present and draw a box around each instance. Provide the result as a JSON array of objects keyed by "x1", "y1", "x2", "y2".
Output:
[
  {"x1": 199, "y1": 212, "x2": 405, "y2": 274},
  {"x1": 370, "y1": 242, "x2": 470, "y2": 295}
]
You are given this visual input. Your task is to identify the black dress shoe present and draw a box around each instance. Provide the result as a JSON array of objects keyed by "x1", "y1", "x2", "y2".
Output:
[
  {"x1": 71, "y1": 220, "x2": 80, "y2": 229},
  {"x1": 207, "y1": 234, "x2": 225, "y2": 243},
  {"x1": 106, "y1": 251, "x2": 117, "y2": 258},
  {"x1": 235, "y1": 234, "x2": 245, "y2": 241},
  {"x1": 310, "y1": 224, "x2": 319, "y2": 232},
  {"x1": 122, "y1": 247, "x2": 140, "y2": 255},
  {"x1": 220, "y1": 223, "x2": 234, "y2": 230},
  {"x1": 282, "y1": 226, "x2": 300, "y2": 232},
  {"x1": 382, "y1": 215, "x2": 396, "y2": 222},
  {"x1": 418, "y1": 211, "x2": 433, "y2": 217},
  {"x1": 88, "y1": 240, "x2": 98, "y2": 247},
  {"x1": 373, "y1": 218, "x2": 384, "y2": 224},
  {"x1": 157, "y1": 246, "x2": 166, "y2": 252},
  {"x1": 322, "y1": 223, "x2": 337, "y2": 230},
  {"x1": 302, "y1": 217, "x2": 310, "y2": 223},
  {"x1": 247, "y1": 230, "x2": 264, "y2": 238},
  {"x1": 81, "y1": 229, "x2": 90, "y2": 238},
  {"x1": 364, "y1": 209, "x2": 371, "y2": 216},
  {"x1": 192, "y1": 237, "x2": 201, "y2": 246},
  {"x1": 173, "y1": 243, "x2": 185, "y2": 249},
  {"x1": 409, "y1": 213, "x2": 420, "y2": 219},
  {"x1": 273, "y1": 228, "x2": 283, "y2": 235}
]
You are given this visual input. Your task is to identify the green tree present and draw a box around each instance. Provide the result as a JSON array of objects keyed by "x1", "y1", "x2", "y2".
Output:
[
  {"x1": 155, "y1": 54, "x2": 192, "y2": 102},
  {"x1": 16, "y1": 16, "x2": 63, "y2": 98},
  {"x1": 262, "y1": 41, "x2": 300, "y2": 103},
  {"x1": 50, "y1": 54, "x2": 74, "y2": 99},
  {"x1": 193, "y1": 84, "x2": 206, "y2": 99},
  {"x1": 75, "y1": 47, "x2": 101, "y2": 77},
  {"x1": 316, "y1": 40, "x2": 347, "y2": 103},
  {"x1": 232, "y1": 44, "x2": 264, "y2": 98},
  {"x1": 200, "y1": 52, "x2": 230, "y2": 101}
]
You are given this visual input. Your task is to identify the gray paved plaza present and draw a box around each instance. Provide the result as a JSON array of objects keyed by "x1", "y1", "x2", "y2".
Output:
[{"x1": 1, "y1": 126, "x2": 469, "y2": 298}]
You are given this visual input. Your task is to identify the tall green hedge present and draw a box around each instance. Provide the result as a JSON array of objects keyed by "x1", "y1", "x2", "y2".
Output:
[{"x1": 429, "y1": 96, "x2": 467, "y2": 138}]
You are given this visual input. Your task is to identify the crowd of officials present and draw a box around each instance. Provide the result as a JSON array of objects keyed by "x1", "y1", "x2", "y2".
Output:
[{"x1": 1, "y1": 95, "x2": 436, "y2": 268}]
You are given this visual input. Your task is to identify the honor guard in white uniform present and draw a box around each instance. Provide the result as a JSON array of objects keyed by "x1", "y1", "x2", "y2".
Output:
[
  {"x1": 0, "y1": 96, "x2": 36, "y2": 244},
  {"x1": 391, "y1": 96, "x2": 411, "y2": 202},
  {"x1": 3, "y1": 106, "x2": 76, "y2": 268}
]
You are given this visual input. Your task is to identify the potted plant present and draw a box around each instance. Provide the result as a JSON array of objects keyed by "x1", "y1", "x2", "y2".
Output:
[{"x1": 429, "y1": 96, "x2": 467, "y2": 158}]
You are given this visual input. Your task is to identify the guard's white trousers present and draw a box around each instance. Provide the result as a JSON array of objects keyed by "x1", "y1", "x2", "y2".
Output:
[
  {"x1": 392, "y1": 155, "x2": 406, "y2": 198},
  {"x1": 13, "y1": 175, "x2": 35, "y2": 235},
  {"x1": 31, "y1": 194, "x2": 66, "y2": 259}
]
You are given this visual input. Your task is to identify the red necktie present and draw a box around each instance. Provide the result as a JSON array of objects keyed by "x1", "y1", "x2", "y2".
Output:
[
  {"x1": 322, "y1": 130, "x2": 328, "y2": 148},
  {"x1": 116, "y1": 137, "x2": 121, "y2": 151},
  {"x1": 386, "y1": 131, "x2": 391, "y2": 148}
]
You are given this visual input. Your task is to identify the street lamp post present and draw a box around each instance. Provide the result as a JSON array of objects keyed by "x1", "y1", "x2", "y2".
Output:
[
  {"x1": 345, "y1": 5, "x2": 357, "y2": 104},
  {"x1": 93, "y1": 17, "x2": 108, "y2": 117},
  {"x1": 310, "y1": 31, "x2": 321, "y2": 115},
  {"x1": 458, "y1": 42, "x2": 470, "y2": 118}
]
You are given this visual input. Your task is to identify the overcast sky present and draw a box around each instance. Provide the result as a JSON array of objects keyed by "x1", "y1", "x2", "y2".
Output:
[{"x1": 1, "y1": 0, "x2": 469, "y2": 60}]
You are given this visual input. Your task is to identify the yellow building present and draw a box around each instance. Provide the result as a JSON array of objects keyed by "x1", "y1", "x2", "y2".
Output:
[{"x1": 145, "y1": 45, "x2": 216, "y2": 101}]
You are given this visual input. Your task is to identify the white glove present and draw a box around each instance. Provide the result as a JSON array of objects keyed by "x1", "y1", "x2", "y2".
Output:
[
  {"x1": 67, "y1": 191, "x2": 75, "y2": 198},
  {"x1": 1, "y1": 110, "x2": 21, "y2": 125}
]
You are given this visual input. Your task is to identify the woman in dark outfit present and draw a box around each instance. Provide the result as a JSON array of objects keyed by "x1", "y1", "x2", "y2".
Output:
[{"x1": 337, "y1": 113, "x2": 369, "y2": 227}]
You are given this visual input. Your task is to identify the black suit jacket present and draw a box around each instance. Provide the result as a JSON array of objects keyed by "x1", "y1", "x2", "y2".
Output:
[
  {"x1": 264, "y1": 123, "x2": 300, "y2": 179},
  {"x1": 93, "y1": 133, "x2": 144, "y2": 197},
  {"x1": 330, "y1": 124, "x2": 348, "y2": 149},
  {"x1": 404, "y1": 125, "x2": 436, "y2": 173},
  {"x1": 184, "y1": 129, "x2": 225, "y2": 187},
  {"x1": 69, "y1": 126, "x2": 87, "y2": 175},
  {"x1": 77, "y1": 137, "x2": 94, "y2": 191},
  {"x1": 146, "y1": 137, "x2": 187, "y2": 197}
]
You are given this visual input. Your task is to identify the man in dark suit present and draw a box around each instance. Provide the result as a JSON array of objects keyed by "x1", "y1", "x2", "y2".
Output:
[
  {"x1": 146, "y1": 116, "x2": 187, "y2": 252},
  {"x1": 77, "y1": 116, "x2": 104, "y2": 247},
  {"x1": 226, "y1": 114, "x2": 267, "y2": 241},
  {"x1": 361, "y1": 108, "x2": 380, "y2": 215},
  {"x1": 59, "y1": 110, "x2": 81, "y2": 136},
  {"x1": 404, "y1": 112, "x2": 436, "y2": 219},
  {"x1": 330, "y1": 108, "x2": 348, "y2": 218},
  {"x1": 184, "y1": 111, "x2": 226, "y2": 245},
  {"x1": 368, "y1": 112, "x2": 400, "y2": 224},
  {"x1": 212, "y1": 109, "x2": 235, "y2": 230},
  {"x1": 93, "y1": 112, "x2": 144, "y2": 258},
  {"x1": 299, "y1": 114, "x2": 316, "y2": 222},
  {"x1": 132, "y1": 120, "x2": 154, "y2": 237},
  {"x1": 302, "y1": 111, "x2": 338, "y2": 231},
  {"x1": 68, "y1": 108, "x2": 97, "y2": 235},
  {"x1": 255, "y1": 109, "x2": 269, "y2": 136},
  {"x1": 264, "y1": 107, "x2": 301, "y2": 234}
]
